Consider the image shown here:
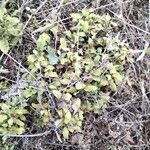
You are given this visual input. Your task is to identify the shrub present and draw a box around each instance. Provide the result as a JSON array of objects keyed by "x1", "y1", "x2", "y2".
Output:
[
  {"x1": 0, "y1": 8, "x2": 130, "y2": 139},
  {"x1": 27, "y1": 8, "x2": 130, "y2": 139}
]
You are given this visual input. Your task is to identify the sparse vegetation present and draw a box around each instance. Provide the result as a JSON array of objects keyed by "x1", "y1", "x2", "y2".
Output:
[{"x1": 0, "y1": 0, "x2": 149, "y2": 149}]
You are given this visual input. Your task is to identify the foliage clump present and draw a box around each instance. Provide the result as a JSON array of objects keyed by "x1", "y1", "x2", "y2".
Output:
[
  {"x1": 26, "y1": 8, "x2": 130, "y2": 139},
  {"x1": 0, "y1": 8, "x2": 130, "y2": 139},
  {"x1": 0, "y1": 103, "x2": 27, "y2": 134},
  {"x1": 0, "y1": 1, "x2": 22, "y2": 53}
]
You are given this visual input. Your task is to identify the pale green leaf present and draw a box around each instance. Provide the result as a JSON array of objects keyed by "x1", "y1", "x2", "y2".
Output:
[
  {"x1": 7, "y1": 16, "x2": 20, "y2": 25},
  {"x1": 37, "y1": 33, "x2": 50, "y2": 50},
  {"x1": 60, "y1": 38, "x2": 69, "y2": 51},
  {"x1": 82, "y1": 9, "x2": 90, "y2": 16},
  {"x1": 15, "y1": 119, "x2": 24, "y2": 127},
  {"x1": 70, "y1": 13, "x2": 82, "y2": 21},
  {"x1": 68, "y1": 126, "x2": 75, "y2": 133},
  {"x1": 109, "y1": 80, "x2": 117, "y2": 91},
  {"x1": 84, "y1": 85, "x2": 98, "y2": 92},
  {"x1": 48, "y1": 71, "x2": 58, "y2": 78},
  {"x1": 49, "y1": 84, "x2": 57, "y2": 90},
  {"x1": 15, "y1": 108, "x2": 28, "y2": 115},
  {"x1": 50, "y1": 25, "x2": 58, "y2": 37},
  {"x1": 145, "y1": 48, "x2": 150, "y2": 55},
  {"x1": 1, "y1": 103, "x2": 10, "y2": 111},
  {"x1": 8, "y1": 118, "x2": 13, "y2": 126},
  {"x1": 15, "y1": 127, "x2": 25, "y2": 134},
  {"x1": 72, "y1": 98, "x2": 81, "y2": 113},
  {"x1": 52, "y1": 90, "x2": 62, "y2": 99},
  {"x1": 63, "y1": 127, "x2": 69, "y2": 139},
  {"x1": 0, "y1": 6, "x2": 7, "y2": 21},
  {"x1": 80, "y1": 20, "x2": 89, "y2": 32},
  {"x1": 57, "y1": 109, "x2": 63, "y2": 118},
  {"x1": 74, "y1": 61, "x2": 81, "y2": 77},
  {"x1": 62, "y1": 93, "x2": 72, "y2": 101},
  {"x1": 92, "y1": 69, "x2": 102, "y2": 76},
  {"x1": 0, "y1": 114, "x2": 7, "y2": 123},
  {"x1": 75, "y1": 82, "x2": 86, "y2": 90},
  {"x1": 60, "y1": 79, "x2": 70, "y2": 85},
  {"x1": 101, "y1": 92, "x2": 110, "y2": 101},
  {"x1": 23, "y1": 89, "x2": 33, "y2": 98},
  {"x1": 113, "y1": 72, "x2": 123, "y2": 84},
  {"x1": 0, "y1": 39, "x2": 9, "y2": 53},
  {"x1": 78, "y1": 110, "x2": 84, "y2": 120},
  {"x1": 27, "y1": 54, "x2": 36, "y2": 63},
  {"x1": 64, "y1": 111, "x2": 71, "y2": 124},
  {"x1": 77, "y1": 121, "x2": 82, "y2": 127}
]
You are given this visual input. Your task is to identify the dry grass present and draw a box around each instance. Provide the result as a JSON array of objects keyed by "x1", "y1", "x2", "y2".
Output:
[{"x1": 0, "y1": 0, "x2": 150, "y2": 149}]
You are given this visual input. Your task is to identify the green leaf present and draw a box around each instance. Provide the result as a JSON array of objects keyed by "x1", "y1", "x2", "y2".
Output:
[
  {"x1": 60, "y1": 79, "x2": 70, "y2": 85},
  {"x1": 8, "y1": 118, "x2": 13, "y2": 126},
  {"x1": 63, "y1": 127, "x2": 69, "y2": 139},
  {"x1": 15, "y1": 108, "x2": 28, "y2": 115},
  {"x1": 0, "y1": 114, "x2": 8, "y2": 123},
  {"x1": 23, "y1": 89, "x2": 33, "y2": 98},
  {"x1": 47, "y1": 47, "x2": 59, "y2": 65},
  {"x1": 75, "y1": 81, "x2": 86, "y2": 90},
  {"x1": 68, "y1": 126, "x2": 75, "y2": 133},
  {"x1": 1, "y1": 103, "x2": 10, "y2": 111},
  {"x1": 78, "y1": 110, "x2": 84, "y2": 120},
  {"x1": 27, "y1": 54, "x2": 36, "y2": 63},
  {"x1": 37, "y1": 33, "x2": 50, "y2": 50},
  {"x1": 101, "y1": 92, "x2": 110, "y2": 101},
  {"x1": 52, "y1": 90, "x2": 62, "y2": 99},
  {"x1": 0, "y1": 39, "x2": 9, "y2": 53},
  {"x1": 66, "y1": 86, "x2": 77, "y2": 94},
  {"x1": 77, "y1": 121, "x2": 82, "y2": 127},
  {"x1": 70, "y1": 13, "x2": 82, "y2": 21},
  {"x1": 145, "y1": 48, "x2": 150, "y2": 55},
  {"x1": 15, "y1": 127, "x2": 25, "y2": 134},
  {"x1": 92, "y1": 69, "x2": 102, "y2": 76},
  {"x1": 113, "y1": 72, "x2": 123, "y2": 84},
  {"x1": 109, "y1": 80, "x2": 117, "y2": 91},
  {"x1": 60, "y1": 38, "x2": 69, "y2": 51},
  {"x1": 72, "y1": 98, "x2": 81, "y2": 113},
  {"x1": 50, "y1": 25, "x2": 58, "y2": 37},
  {"x1": 84, "y1": 85, "x2": 98, "y2": 92},
  {"x1": 0, "y1": 6, "x2": 7, "y2": 21},
  {"x1": 64, "y1": 111, "x2": 71, "y2": 124},
  {"x1": 82, "y1": 9, "x2": 90, "y2": 16},
  {"x1": 9, "y1": 17, "x2": 20, "y2": 24},
  {"x1": 80, "y1": 20, "x2": 89, "y2": 33},
  {"x1": 48, "y1": 71, "x2": 58, "y2": 77},
  {"x1": 74, "y1": 61, "x2": 81, "y2": 77},
  {"x1": 62, "y1": 93, "x2": 72, "y2": 101},
  {"x1": 49, "y1": 84, "x2": 57, "y2": 90},
  {"x1": 57, "y1": 109, "x2": 63, "y2": 118},
  {"x1": 15, "y1": 119, "x2": 24, "y2": 127}
]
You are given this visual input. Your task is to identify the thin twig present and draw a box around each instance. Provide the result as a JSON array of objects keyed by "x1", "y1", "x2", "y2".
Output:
[
  {"x1": 5, "y1": 53, "x2": 36, "y2": 80},
  {"x1": 32, "y1": 0, "x2": 130, "y2": 34},
  {"x1": 0, "y1": 131, "x2": 51, "y2": 138},
  {"x1": 107, "y1": 8, "x2": 150, "y2": 35}
]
